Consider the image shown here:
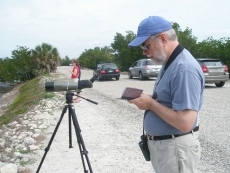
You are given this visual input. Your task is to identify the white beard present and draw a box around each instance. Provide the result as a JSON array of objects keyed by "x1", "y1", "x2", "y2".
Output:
[{"x1": 147, "y1": 43, "x2": 167, "y2": 64}]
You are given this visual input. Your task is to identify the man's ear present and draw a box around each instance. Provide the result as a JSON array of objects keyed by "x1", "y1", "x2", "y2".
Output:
[{"x1": 159, "y1": 33, "x2": 168, "y2": 45}]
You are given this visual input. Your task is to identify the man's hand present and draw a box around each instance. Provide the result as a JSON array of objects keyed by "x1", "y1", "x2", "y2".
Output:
[
  {"x1": 129, "y1": 93, "x2": 197, "y2": 132},
  {"x1": 128, "y1": 94, "x2": 153, "y2": 110}
]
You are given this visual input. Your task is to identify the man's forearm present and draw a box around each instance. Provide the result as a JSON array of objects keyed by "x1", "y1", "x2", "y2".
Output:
[{"x1": 149, "y1": 100, "x2": 197, "y2": 132}]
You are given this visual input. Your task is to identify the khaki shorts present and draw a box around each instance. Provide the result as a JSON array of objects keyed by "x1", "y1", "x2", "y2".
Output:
[{"x1": 148, "y1": 132, "x2": 201, "y2": 173}]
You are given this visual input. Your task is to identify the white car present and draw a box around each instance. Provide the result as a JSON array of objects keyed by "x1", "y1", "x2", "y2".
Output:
[
  {"x1": 196, "y1": 58, "x2": 229, "y2": 87},
  {"x1": 128, "y1": 59, "x2": 162, "y2": 80}
]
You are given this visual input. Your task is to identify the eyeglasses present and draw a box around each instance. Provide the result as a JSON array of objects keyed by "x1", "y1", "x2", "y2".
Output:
[
  {"x1": 140, "y1": 34, "x2": 160, "y2": 51},
  {"x1": 140, "y1": 41, "x2": 151, "y2": 51}
]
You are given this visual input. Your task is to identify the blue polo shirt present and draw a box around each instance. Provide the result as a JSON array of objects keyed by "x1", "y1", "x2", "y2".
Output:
[{"x1": 144, "y1": 48, "x2": 205, "y2": 136}]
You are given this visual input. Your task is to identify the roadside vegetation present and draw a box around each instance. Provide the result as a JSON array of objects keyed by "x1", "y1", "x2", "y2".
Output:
[
  {"x1": 0, "y1": 75, "x2": 55, "y2": 127},
  {"x1": 0, "y1": 43, "x2": 60, "y2": 83}
]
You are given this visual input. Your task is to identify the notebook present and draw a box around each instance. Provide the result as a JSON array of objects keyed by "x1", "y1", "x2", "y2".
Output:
[{"x1": 117, "y1": 87, "x2": 143, "y2": 100}]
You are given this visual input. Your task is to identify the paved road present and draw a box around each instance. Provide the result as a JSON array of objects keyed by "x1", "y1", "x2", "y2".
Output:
[{"x1": 58, "y1": 66, "x2": 230, "y2": 173}]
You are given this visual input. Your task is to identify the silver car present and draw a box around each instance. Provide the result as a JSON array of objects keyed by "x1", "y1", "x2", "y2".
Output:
[
  {"x1": 128, "y1": 59, "x2": 162, "y2": 80},
  {"x1": 196, "y1": 58, "x2": 229, "y2": 87}
]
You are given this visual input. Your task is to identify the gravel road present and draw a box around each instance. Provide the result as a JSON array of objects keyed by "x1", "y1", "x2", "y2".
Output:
[{"x1": 29, "y1": 66, "x2": 230, "y2": 173}]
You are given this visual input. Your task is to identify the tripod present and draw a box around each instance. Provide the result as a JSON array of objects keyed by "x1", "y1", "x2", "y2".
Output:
[{"x1": 36, "y1": 91, "x2": 98, "y2": 173}]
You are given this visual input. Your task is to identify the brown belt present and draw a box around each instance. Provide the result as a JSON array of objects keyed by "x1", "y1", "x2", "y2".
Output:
[{"x1": 147, "y1": 126, "x2": 199, "y2": 141}]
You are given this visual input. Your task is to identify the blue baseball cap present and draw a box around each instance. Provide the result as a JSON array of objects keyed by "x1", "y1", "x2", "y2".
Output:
[{"x1": 128, "y1": 16, "x2": 172, "y2": 47}]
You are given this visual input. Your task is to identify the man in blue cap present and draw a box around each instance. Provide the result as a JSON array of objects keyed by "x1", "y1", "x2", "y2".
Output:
[{"x1": 128, "y1": 16, "x2": 205, "y2": 173}]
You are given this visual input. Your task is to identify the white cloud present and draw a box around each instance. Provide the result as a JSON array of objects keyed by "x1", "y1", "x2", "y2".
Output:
[
  {"x1": 0, "y1": 0, "x2": 230, "y2": 58},
  {"x1": 88, "y1": 41, "x2": 99, "y2": 45}
]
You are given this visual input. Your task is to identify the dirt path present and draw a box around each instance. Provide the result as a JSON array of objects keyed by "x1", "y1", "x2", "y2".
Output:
[{"x1": 0, "y1": 83, "x2": 22, "y2": 117}]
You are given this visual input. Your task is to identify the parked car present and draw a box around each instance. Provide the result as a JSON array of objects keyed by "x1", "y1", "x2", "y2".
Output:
[
  {"x1": 93, "y1": 62, "x2": 120, "y2": 81},
  {"x1": 128, "y1": 59, "x2": 162, "y2": 80},
  {"x1": 196, "y1": 58, "x2": 229, "y2": 87}
]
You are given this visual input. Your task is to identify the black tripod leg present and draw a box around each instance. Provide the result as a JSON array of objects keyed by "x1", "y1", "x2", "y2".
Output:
[
  {"x1": 69, "y1": 105, "x2": 93, "y2": 173},
  {"x1": 36, "y1": 105, "x2": 68, "y2": 173},
  {"x1": 68, "y1": 106, "x2": 73, "y2": 148}
]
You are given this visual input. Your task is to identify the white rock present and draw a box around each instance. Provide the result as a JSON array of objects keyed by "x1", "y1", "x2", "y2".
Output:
[
  {"x1": 17, "y1": 133, "x2": 27, "y2": 140},
  {"x1": 13, "y1": 152, "x2": 22, "y2": 158},
  {"x1": 32, "y1": 133, "x2": 40, "y2": 138},
  {"x1": 0, "y1": 138, "x2": 6, "y2": 149},
  {"x1": 29, "y1": 145, "x2": 39, "y2": 151},
  {"x1": 5, "y1": 148, "x2": 12, "y2": 153},
  {"x1": 0, "y1": 163, "x2": 17, "y2": 173},
  {"x1": 23, "y1": 137, "x2": 35, "y2": 146}
]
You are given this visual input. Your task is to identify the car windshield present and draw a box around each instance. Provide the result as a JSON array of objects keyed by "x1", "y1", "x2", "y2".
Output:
[
  {"x1": 201, "y1": 60, "x2": 223, "y2": 66},
  {"x1": 103, "y1": 64, "x2": 117, "y2": 69}
]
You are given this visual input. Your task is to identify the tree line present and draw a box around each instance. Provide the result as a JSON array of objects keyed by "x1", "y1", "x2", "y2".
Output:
[
  {"x1": 0, "y1": 43, "x2": 61, "y2": 82},
  {"x1": 77, "y1": 22, "x2": 230, "y2": 72},
  {"x1": 0, "y1": 22, "x2": 229, "y2": 83}
]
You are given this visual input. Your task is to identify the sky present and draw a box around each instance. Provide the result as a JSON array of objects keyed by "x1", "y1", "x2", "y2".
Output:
[{"x1": 0, "y1": 0, "x2": 230, "y2": 59}]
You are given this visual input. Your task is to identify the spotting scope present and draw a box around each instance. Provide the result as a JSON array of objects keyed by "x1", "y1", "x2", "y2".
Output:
[{"x1": 45, "y1": 74, "x2": 98, "y2": 92}]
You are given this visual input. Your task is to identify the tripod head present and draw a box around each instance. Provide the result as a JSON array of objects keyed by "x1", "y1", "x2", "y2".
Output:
[
  {"x1": 66, "y1": 91, "x2": 98, "y2": 105},
  {"x1": 66, "y1": 91, "x2": 75, "y2": 104}
]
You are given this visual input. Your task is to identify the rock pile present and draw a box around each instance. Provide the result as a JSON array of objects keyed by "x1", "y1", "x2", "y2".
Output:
[{"x1": 0, "y1": 77, "x2": 65, "y2": 173}]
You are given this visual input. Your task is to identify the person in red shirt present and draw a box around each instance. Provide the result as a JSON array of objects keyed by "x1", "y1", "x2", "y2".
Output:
[
  {"x1": 69, "y1": 59, "x2": 79, "y2": 82},
  {"x1": 69, "y1": 59, "x2": 81, "y2": 102}
]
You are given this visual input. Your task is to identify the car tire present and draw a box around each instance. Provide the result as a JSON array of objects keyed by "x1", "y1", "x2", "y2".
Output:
[
  {"x1": 116, "y1": 77, "x2": 119, "y2": 80},
  {"x1": 128, "y1": 71, "x2": 133, "y2": 79},
  {"x1": 215, "y1": 82, "x2": 225, "y2": 87},
  {"x1": 139, "y1": 72, "x2": 144, "y2": 80}
]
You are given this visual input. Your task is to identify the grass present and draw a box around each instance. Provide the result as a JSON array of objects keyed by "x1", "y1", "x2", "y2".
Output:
[
  {"x1": 19, "y1": 160, "x2": 34, "y2": 167},
  {"x1": 0, "y1": 76, "x2": 52, "y2": 127},
  {"x1": 43, "y1": 92, "x2": 55, "y2": 99},
  {"x1": 18, "y1": 147, "x2": 30, "y2": 154}
]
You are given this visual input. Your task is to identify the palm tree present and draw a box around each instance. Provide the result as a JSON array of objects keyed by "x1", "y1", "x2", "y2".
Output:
[{"x1": 31, "y1": 43, "x2": 60, "y2": 73}]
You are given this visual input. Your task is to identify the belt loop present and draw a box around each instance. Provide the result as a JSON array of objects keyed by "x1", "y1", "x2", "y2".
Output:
[{"x1": 171, "y1": 135, "x2": 175, "y2": 138}]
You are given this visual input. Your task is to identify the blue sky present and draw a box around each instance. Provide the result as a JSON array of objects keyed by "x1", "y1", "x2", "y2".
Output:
[{"x1": 0, "y1": 0, "x2": 230, "y2": 59}]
